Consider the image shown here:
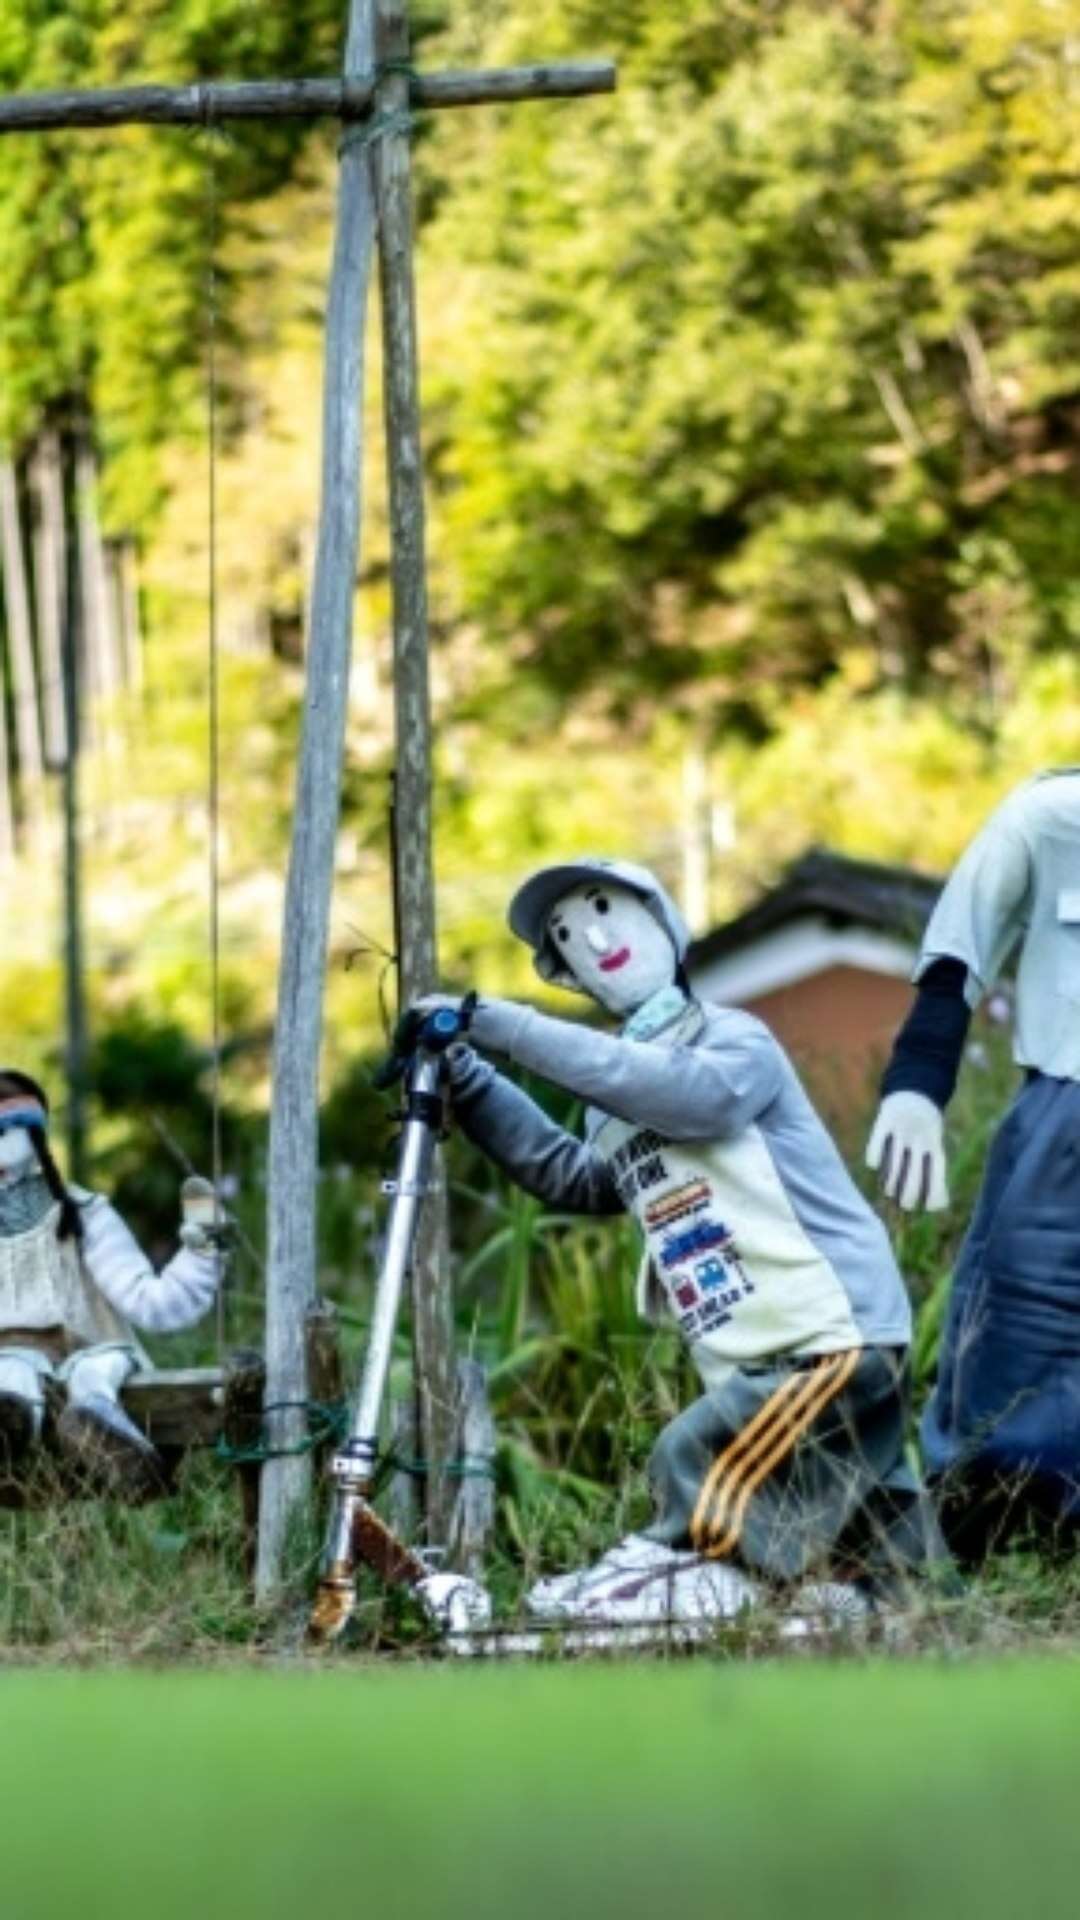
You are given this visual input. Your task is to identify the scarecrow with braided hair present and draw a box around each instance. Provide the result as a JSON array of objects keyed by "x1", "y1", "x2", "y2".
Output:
[{"x1": 0, "y1": 1069, "x2": 225, "y2": 1499}]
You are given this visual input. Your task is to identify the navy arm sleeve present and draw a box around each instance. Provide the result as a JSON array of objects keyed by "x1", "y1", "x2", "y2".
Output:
[{"x1": 881, "y1": 957, "x2": 972, "y2": 1108}]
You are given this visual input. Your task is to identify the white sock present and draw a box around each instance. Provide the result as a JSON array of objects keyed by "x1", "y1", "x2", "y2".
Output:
[
  {"x1": 0, "y1": 1348, "x2": 52, "y2": 1441},
  {"x1": 62, "y1": 1344, "x2": 137, "y2": 1407}
]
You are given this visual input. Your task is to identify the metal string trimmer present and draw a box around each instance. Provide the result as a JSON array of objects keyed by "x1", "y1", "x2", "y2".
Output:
[{"x1": 309, "y1": 998, "x2": 491, "y2": 1645}]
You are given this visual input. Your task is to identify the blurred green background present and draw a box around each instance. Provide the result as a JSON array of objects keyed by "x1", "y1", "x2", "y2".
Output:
[{"x1": 3, "y1": 1659, "x2": 1080, "y2": 1919}]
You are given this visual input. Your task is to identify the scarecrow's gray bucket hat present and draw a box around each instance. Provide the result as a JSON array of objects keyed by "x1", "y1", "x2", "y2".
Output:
[{"x1": 508, "y1": 856, "x2": 690, "y2": 987}]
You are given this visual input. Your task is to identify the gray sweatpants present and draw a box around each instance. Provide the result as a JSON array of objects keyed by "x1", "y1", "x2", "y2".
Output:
[{"x1": 646, "y1": 1346, "x2": 944, "y2": 1585}]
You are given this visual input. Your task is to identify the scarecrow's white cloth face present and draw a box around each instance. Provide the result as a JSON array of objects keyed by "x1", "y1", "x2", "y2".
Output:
[
  {"x1": 0, "y1": 1125, "x2": 35, "y2": 1175},
  {"x1": 545, "y1": 882, "x2": 677, "y2": 1015}
]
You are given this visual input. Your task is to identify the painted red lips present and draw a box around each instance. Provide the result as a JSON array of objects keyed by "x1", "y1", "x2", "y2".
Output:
[{"x1": 599, "y1": 946, "x2": 631, "y2": 973}]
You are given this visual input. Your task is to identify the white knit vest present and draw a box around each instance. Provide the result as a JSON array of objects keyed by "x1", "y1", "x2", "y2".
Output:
[{"x1": 0, "y1": 1203, "x2": 140, "y2": 1352}]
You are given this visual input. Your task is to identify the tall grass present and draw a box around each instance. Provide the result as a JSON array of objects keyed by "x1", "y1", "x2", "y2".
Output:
[{"x1": 0, "y1": 1019, "x2": 1051, "y2": 1658}]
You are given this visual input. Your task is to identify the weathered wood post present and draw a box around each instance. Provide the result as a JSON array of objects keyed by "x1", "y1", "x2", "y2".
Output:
[
  {"x1": 255, "y1": 0, "x2": 379, "y2": 1604},
  {"x1": 372, "y1": 0, "x2": 458, "y2": 1546}
]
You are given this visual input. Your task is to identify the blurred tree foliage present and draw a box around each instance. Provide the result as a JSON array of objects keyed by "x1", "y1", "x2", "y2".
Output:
[
  {"x1": 1, "y1": 0, "x2": 1079, "y2": 1193},
  {"x1": 419, "y1": 0, "x2": 1080, "y2": 743},
  {"x1": 0, "y1": 0, "x2": 348, "y2": 526}
]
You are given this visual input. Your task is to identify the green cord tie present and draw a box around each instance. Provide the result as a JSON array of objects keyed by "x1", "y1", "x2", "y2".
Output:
[
  {"x1": 214, "y1": 1408, "x2": 496, "y2": 1478},
  {"x1": 375, "y1": 58, "x2": 421, "y2": 84},
  {"x1": 339, "y1": 107, "x2": 415, "y2": 158},
  {"x1": 384, "y1": 1451, "x2": 496, "y2": 1482},
  {"x1": 214, "y1": 1398, "x2": 348, "y2": 1466}
]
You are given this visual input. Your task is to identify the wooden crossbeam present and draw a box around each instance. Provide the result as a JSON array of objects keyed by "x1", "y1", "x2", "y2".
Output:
[{"x1": 0, "y1": 63, "x2": 615, "y2": 135}]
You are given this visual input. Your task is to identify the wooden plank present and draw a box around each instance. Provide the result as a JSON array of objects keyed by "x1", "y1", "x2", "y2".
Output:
[
  {"x1": 123, "y1": 1366, "x2": 228, "y2": 1447},
  {"x1": 419, "y1": 63, "x2": 616, "y2": 108},
  {"x1": 257, "y1": 0, "x2": 379, "y2": 1607},
  {"x1": 0, "y1": 65, "x2": 615, "y2": 135},
  {"x1": 373, "y1": 0, "x2": 458, "y2": 1548}
]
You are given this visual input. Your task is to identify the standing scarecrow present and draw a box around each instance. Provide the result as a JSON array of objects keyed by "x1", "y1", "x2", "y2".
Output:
[
  {"x1": 867, "y1": 769, "x2": 1080, "y2": 1553},
  {"x1": 0, "y1": 1068, "x2": 225, "y2": 1498},
  {"x1": 419, "y1": 857, "x2": 942, "y2": 1625}
]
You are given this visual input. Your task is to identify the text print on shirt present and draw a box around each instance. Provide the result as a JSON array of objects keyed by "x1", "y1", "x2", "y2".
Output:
[{"x1": 608, "y1": 1128, "x2": 670, "y2": 1203}]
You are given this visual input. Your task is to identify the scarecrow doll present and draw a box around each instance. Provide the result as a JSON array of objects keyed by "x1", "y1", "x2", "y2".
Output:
[
  {"x1": 0, "y1": 1068, "x2": 225, "y2": 1498},
  {"x1": 867, "y1": 769, "x2": 1080, "y2": 1552},
  {"x1": 417, "y1": 857, "x2": 942, "y2": 1626}
]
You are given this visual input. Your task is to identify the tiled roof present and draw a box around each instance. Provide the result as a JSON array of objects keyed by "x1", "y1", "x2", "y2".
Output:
[{"x1": 688, "y1": 848, "x2": 943, "y2": 968}]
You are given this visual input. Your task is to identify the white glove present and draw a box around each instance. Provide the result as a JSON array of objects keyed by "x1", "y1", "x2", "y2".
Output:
[
  {"x1": 865, "y1": 1091, "x2": 949, "y2": 1212},
  {"x1": 178, "y1": 1175, "x2": 229, "y2": 1252}
]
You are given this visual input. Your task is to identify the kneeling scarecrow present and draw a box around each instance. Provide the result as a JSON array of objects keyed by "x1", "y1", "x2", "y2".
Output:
[{"x1": 420, "y1": 857, "x2": 944, "y2": 1626}]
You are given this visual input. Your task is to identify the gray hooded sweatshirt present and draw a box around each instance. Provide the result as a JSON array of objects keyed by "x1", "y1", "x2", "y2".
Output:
[{"x1": 451, "y1": 991, "x2": 911, "y2": 1393}]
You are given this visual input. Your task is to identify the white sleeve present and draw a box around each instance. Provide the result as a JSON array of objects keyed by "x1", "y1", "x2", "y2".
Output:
[
  {"x1": 914, "y1": 789, "x2": 1033, "y2": 1004},
  {"x1": 80, "y1": 1196, "x2": 222, "y2": 1334}
]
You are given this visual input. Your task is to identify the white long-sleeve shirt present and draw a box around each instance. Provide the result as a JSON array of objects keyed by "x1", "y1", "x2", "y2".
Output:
[
  {"x1": 78, "y1": 1192, "x2": 221, "y2": 1333},
  {"x1": 914, "y1": 768, "x2": 1080, "y2": 1079},
  {"x1": 0, "y1": 1187, "x2": 221, "y2": 1355}
]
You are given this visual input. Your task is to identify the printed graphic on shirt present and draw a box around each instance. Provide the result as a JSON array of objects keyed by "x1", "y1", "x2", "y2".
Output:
[
  {"x1": 644, "y1": 1180, "x2": 711, "y2": 1232},
  {"x1": 660, "y1": 1221, "x2": 753, "y2": 1340},
  {"x1": 657, "y1": 1217, "x2": 745, "y2": 1274},
  {"x1": 608, "y1": 1128, "x2": 670, "y2": 1204}
]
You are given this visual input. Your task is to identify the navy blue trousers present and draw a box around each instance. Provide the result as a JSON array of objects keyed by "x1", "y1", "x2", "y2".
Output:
[{"x1": 922, "y1": 1071, "x2": 1080, "y2": 1549}]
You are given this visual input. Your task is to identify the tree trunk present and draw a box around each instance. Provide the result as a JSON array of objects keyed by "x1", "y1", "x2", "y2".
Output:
[
  {"x1": 60, "y1": 431, "x2": 88, "y2": 1183},
  {"x1": 373, "y1": 0, "x2": 458, "y2": 1547},
  {"x1": 256, "y1": 0, "x2": 378, "y2": 1607},
  {"x1": 680, "y1": 734, "x2": 711, "y2": 933},
  {"x1": 29, "y1": 430, "x2": 67, "y2": 771},
  {"x1": 109, "y1": 537, "x2": 143, "y2": 698},
  {"x1": 0, "y1": 456, "x2": 44, "y2": 824},
  {"x1": 0, "y1": 641, "x2": 15, "y2": 864},
  {"x1": 76, "y1": 433, "x2": 123, "y2": 756}
]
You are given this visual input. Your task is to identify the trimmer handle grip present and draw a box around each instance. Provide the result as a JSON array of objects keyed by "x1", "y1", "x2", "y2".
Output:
[{"x1": 372, "y1": 993, "x2": 477, "y2": 1090}]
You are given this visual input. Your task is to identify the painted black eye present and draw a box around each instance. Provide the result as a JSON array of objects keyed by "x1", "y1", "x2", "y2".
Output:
[
  {"x1": 595, "y1": 896, "x2": 610, "y2": 914},
  {"x1": 557, "y1": 927, "x2": 570, "y2": 943}
]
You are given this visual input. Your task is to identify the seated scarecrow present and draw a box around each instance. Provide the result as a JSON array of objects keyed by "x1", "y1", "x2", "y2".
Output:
[
  {"x1": 867, "y1": 769, "x2": 1080, "y2": 1555},
  {"x1": 0, "y1": 1068, "x2": 224, "y2": 1499},
  {"x1": 418, "y1": 857, "x2": 944, "y2": 1626}
]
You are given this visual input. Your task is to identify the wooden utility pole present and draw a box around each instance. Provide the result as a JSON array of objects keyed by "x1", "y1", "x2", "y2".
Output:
[
  {"x1": 0, "y1": 24, "x2": 615, "y2": 1608},
  {"x1": 257, "y1": 0, "x2": 380, "y2": 1602}
]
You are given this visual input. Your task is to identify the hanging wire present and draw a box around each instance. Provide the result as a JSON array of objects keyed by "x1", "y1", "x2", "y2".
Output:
[{"x1": 201, "y1": 115, "x2": 226, "y2": 1354}]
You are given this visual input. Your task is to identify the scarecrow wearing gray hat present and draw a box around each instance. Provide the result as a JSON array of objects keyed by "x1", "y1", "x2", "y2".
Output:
[
  {"x1": 867, "y1": 769, "x2": 1080, "y2": 1554},
  {"x1": 0, "y1": 1068, "x2": 226, "y2": 1500},
  {"x1": 417, "y1": 858, "x2": 943, "y2": 1626}
]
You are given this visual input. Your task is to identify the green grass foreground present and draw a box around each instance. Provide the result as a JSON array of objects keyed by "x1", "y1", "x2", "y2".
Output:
[{"x1": 3, "y1": 1659, "x2": 1079, "y2": 1919}]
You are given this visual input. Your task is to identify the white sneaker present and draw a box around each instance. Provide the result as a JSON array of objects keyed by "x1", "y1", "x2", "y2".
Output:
[
  {"x1": 576, "y1": 1556, "x2": 760, "y2": 1627},
  {"x1": 524, "y1": 1534, "x2": 693, "y2": 1621},
  {"x1": 529, "y1": 1543, "x2": 760, "y2": 1627}
]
